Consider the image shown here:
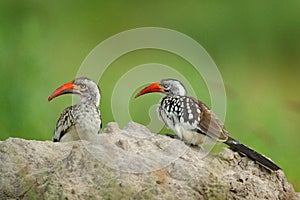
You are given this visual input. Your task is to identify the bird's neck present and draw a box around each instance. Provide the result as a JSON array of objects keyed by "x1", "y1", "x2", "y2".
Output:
[
  {"x1": 170, "y1": 89, "x2": 186, "y2": 96},
  {"x1": 76, "y1": 96, "x2": 99, "y2": 107},
  {"x1": 93, "y1": 94, "x2": 100, "y2": 107}
]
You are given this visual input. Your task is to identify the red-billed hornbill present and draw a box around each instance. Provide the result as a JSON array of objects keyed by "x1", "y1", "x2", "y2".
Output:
[
  {"x1": 135, "y1": 79, "x2": 280, "y2": 171},
  {"x1": 48, "y1": 77, "x2": 102, "y2": 142}
]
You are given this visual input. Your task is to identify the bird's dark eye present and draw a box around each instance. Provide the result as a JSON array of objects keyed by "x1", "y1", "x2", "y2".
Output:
[
  {"x1": 80, "y1": 84, "x2": 87, "y2": 89},
  {"x1": 163, "y1": 84, "x2": 170, "y2": 91}
]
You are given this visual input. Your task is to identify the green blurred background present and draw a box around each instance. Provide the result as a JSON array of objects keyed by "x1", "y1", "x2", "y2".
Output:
[{"x1": 0, "y1": 0, "x2": 299, "y2": 190}]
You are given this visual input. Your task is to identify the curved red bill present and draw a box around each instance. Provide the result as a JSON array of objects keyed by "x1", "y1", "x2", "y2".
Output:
[
  {"x1": 48, "y1": 81, "x2": 75, "y2": 101},
  {"x1": 134, "y1": 82, "x2": 164, "y2": 98}
]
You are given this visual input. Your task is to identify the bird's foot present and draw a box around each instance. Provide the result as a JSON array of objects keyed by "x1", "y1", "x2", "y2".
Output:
[{"x1": 164, "y1": 133, "x2": 178, "y2": 139}]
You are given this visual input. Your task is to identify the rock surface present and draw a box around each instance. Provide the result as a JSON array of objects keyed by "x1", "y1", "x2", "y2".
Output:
[{"x1": 0, "y1": 122, "x2": 298, "y2": 200}]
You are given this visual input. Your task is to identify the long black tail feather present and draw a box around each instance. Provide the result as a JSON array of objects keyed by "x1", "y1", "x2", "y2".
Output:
[{"x1": 224, "y1": 136, "x2": 281, "y2": 171}]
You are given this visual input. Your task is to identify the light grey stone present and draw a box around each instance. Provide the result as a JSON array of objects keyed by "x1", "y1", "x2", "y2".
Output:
[{"x1": 0, "y1": 122, "x2": 298, "y2": 200}]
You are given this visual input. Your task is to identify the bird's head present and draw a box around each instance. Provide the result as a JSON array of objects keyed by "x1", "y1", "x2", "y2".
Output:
[
  {"x1": 135, "y1": 79, "x2": 186, "y2": 98},
  {"x1": 48, "y1": 77, "x2": 101, "y2": 106}
]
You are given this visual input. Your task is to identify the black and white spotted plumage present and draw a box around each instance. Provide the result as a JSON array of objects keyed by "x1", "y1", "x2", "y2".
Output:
[
  {"x1": 49, "y1": 77, "x2": 102, "y2": 142},
  {"x1": 157, "y1": 79, "x2": 228, "y2": 145},
  {"x1": 135, "y1": 79, "x2": 280, "y2": 171},
  {"x1": 159, "y1": 95, "x2": 228, "y2": 145}
]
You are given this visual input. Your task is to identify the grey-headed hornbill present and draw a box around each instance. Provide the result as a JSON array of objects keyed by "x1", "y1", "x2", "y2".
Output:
[
  {"x1": 135, "y1": 79, "x2": 280, "y2": 171},
  {"x1": 48, "y1": 77, "x2": 102, "y2": 142}
]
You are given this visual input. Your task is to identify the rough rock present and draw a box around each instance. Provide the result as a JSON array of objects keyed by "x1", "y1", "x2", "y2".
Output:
[{"x1": 0, "y1": 122, "x2": 298, "y2": 200}]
